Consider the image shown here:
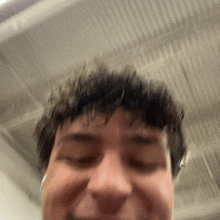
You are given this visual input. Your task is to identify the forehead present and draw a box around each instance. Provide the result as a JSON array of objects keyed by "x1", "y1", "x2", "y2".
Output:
[{"x1": 57, "y1": 108, "x2": 166, "y2": 140}]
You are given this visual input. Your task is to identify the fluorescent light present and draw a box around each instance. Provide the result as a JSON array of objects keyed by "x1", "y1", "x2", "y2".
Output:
[{"x1": 0, "y1": 0, "x2": 8, "y2": 4}]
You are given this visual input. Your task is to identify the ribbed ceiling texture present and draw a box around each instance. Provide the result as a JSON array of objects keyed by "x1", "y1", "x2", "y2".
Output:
[{"x1": 0, "y1": 0, "x2": 220, "y2": 219}]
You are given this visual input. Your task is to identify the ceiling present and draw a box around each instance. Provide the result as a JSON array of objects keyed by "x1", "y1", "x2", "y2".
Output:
[{"x1": 0, "y1": 0, "x2": 220, "y2": 219}]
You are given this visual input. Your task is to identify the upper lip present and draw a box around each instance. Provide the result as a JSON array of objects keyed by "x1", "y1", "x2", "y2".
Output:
[{"x1": 75, "y1": 217, "x2": 130, "y2": 220}]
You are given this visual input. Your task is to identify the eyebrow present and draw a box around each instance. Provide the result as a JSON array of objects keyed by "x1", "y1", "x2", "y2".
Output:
[
  {"x1": 57, "y1": 132, "x2": 99, "y2": 145},
  {"x1": 57, "y1": 133, "x2": 163, "y2": 148},
  {"x1": 125, "y1": 135, "x2": 162, "y2": 146}
]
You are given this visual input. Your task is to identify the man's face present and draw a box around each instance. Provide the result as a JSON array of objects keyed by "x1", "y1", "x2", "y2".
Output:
[{"x1": 43, "y1": 108, "x2": 174, "y2": 220}]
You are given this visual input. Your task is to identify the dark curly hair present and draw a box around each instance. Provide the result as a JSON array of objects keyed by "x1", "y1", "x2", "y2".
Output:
[{"x1": 35, "y1": 65, "x2": 186, "y2": 178}]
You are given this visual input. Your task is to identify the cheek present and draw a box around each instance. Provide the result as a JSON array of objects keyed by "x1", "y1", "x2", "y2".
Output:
[
  {"x1": 133, "y1": 170, "x2": 174, "y2": 219},
  {"x1": 43, "y1": 164, "x2": 89, "y2": 216}
]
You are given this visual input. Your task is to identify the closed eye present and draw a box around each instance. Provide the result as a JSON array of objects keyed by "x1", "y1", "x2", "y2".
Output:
[
  {"x1": 65, "y1": 156, "x2": 98, "y2": 168},
  {"x1": 129, "y1": 159, "x2": 158, "y2": 172}
]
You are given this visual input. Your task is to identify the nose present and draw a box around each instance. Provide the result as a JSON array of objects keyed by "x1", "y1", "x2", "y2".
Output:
[{"x1": 86, "y1": 151, "x2": 132, "y2": 214}]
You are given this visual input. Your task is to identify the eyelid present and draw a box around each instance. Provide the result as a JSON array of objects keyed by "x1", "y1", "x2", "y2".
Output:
[
  {"x1": 128, "y1": 159, "x2": 158, "y2": 172},
  {"x1": 63, "y1": 155, "x2": 98, "y2": 168},
  {"x1": 131, "y1": 136, "x2": 159, "y2": 144}
]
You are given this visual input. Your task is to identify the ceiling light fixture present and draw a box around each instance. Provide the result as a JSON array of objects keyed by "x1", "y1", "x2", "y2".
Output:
[{"x1": 0, "y1": 0, "x2": 8, "y2": 4}]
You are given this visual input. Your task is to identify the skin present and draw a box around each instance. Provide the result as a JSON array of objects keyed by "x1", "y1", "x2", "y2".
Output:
[{"x1": 43, "y1": 108, "x2": 174, "y2": 220}]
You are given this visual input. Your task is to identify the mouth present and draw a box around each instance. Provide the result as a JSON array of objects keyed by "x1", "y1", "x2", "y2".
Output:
[
  {"x1": 67, "y1": 212, "x2": 147, "y2": 220},
  {"x1": 74, "y1": 218, "x2": 129, "y2": 220},
  {"x1": 70, "y1": 216, "x2": 136, "y2": 220}
]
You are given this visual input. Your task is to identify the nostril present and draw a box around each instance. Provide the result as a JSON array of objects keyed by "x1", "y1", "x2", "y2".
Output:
[
  {"x1": 98, "y1": 198, "x2": 124, "y2": 214},
  {"x1": 87, "y1": 179, "x2": 132, "y2": 215},
  {"x1": 66, "y1": 213, "x2": 74, "y2": 220},
  {"x1": 88, "y1": 177, "x2": 132, "y2": 199}
]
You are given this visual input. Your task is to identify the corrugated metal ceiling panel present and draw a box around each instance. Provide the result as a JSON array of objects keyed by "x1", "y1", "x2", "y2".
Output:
[{"x1": 0, "y1": 1, "x2": 220, "y2": 217}]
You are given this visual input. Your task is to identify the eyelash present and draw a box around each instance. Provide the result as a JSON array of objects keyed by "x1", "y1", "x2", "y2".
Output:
[
  {"x1": 128, "y1": 159, "x2": 158, "y2": 172},
  {"x1": 65, "y1": 156, "x2": 98, "y2": 168},
  {"x1": 64, "y1": 156, "x2": 158, "y2": 172}
]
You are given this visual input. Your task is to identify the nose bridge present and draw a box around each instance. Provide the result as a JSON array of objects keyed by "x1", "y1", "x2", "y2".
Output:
[
  {"x1": 103, "y1": 150, "x2": 121, "y2": 171},
  {"x1": 87, "y1": 150, "x2": 132, "y2": 212},
  {"x1": 90, "y1": 150, "x2": 130, "y2": 191}
]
